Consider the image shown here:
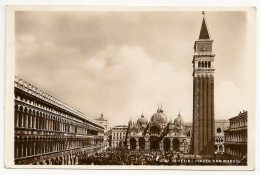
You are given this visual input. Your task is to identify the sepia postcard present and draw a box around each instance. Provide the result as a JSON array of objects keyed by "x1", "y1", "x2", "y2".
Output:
[{"x1": 5, "y1": 6, "x2": 256, "y2": 170}]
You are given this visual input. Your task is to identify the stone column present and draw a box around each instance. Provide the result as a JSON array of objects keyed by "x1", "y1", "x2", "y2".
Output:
[
  {"x1": 160, "y1": 141, "x2": 163, "y2": 151},
  {"x1": 136, "y1": 140, "x2": 139, "y2": 150},
  {"x1": 29, "y1": 114, "x2": 32, "y2": 128},
  {"x1": 127, "y1": 139, "x2": 130, "y2": 149},
  {"x1": 15, "y1": 112, "x2": 19, "y2": 127},
  {"x1": 25, "y1": 113, "x2": 28, "y2": 128},
  {"x1": 25, "y1": 140, "x2": 28, "y2": 157},
  {"x1": 62, "y1": 157, "x2": 65, "y2": 165},
  {"x1": 75, "y1": 156, "x2": 79, "y2": 165},
  {"x1": 21, "y1": 113, "x2": 24, "y2": 127},
  {"x1": 170, "y1": 139, "x2": 173, "y2": 151},
  {"x1": 33, "y1": 116, "x2": 36, "y2": 129},
  {"x1": 15, "y1": 140, "x2": 18, "y2": 158},
  {"x1": 68, "y1": 155, "x2": 71, "y2": 165},
  {"x1": 145, "y1": 138, "x2": 150, "y2": 150}
]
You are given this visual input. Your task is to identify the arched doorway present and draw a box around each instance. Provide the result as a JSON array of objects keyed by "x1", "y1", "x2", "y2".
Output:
[
  {"x1": 150, "y1": 136, "x2": 160, "y2": 150},
  {"x1": 163, "y1": 138, "x2": 170, "y2": 151},
  {"x1": 215, "y1": 145, "x2": 218, "y2": 152},
  {"x1": 130, "y1": 138, "x2": 136, "y2": 150},
  {"x1": 172, "y1": 138, "x2": 180, "y2": 151},
  {"x1": 139, "y1": 138, "x2": 145, "y2": 150},
  {"x1": 219, "y1": 145, "x2": 223, "y2": 152},
  {"x1": 150, "y1": 126, "x2": 160, "y2": 135},
  {"x1": 183, "y1": 139, "x2": 188, "y2": 152}
]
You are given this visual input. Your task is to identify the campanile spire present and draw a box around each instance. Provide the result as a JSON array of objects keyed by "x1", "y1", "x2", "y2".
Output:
[{"x1": 199, "y1": 11, "x2": 211, "y2": 39}]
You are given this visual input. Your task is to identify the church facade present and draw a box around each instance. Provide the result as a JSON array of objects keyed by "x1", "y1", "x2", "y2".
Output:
[{"x1": 125, "y1": 107, "x2": 192, "y2": 153}]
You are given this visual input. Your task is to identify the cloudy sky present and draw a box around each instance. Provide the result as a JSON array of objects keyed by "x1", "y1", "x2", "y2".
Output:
[{"x1": 15, "y1": 10, "x2": 256, "y2": 129}]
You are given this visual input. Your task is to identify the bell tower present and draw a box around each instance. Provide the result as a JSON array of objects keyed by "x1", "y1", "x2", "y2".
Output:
[{"x1": 192, "y1": 11, "x2": 215, "y2": 155}]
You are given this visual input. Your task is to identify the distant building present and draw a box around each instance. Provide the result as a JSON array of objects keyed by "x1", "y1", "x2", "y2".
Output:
[
  {"x1": 224, "y1": 111, "x2": 247, "y2": 162},
  {"x1": 214, "y1": 120, "x2": 229, "y2": 154},
  {"x1": 95, "y1": 113, "x2": 108, "y2": 147},
  {"x1": 111, "y1": 125, "x2": 128, "y2": 147}
]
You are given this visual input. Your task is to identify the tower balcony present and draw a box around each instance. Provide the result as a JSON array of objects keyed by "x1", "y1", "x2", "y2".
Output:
[{"x1": 194, "y1": 52, "x2": 215, "y2": 57}]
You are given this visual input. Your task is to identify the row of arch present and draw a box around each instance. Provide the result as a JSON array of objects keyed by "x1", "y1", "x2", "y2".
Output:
[
  {"x1": 230, "y1": 119, "x2": 247, "y2": 129},
  {"x1": 15, "y1": 104, "x2": 98, "y2": 135},
  {"x1": 129, "y1": 137, "x2": 188, "y2": 151},
  {"x1": 14, "y1": 136, "x2": 104, "y2": 164},
  {"x1": 15, "y1": 145, "x2": 104, "y2": 165},
  {"x1": 225, "y1": 133, "x2": 247, "y2": 143},
  {"x1": 15, "y1": 77, "x2": 100, "y2": 127},
  {"x1": 215, "y1": 136, "x2": 224, "y2": 143},
  {"x1": 15, "y1": 95, "x2": 101, "y2": 131},
  {"x1": 198, "y1": 61, "x2": 211, "y2": 68},
  {"x1": 215, "y1": 145, "x2": 224, "y2": 153},
  {"x1": 15, "y1": 88, "x2": 102, "y2": 130},
  {"x1": 15, "y1": 137, "x2": 82, "y2": 158},
  {"x1": 225, "y1": 146, "x2": 247, "y2": 160}
]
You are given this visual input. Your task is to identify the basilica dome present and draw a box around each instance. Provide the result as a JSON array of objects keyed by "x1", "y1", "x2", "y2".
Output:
[
  {"x1": 137, "y1": 113, "x2": 148, "y2": 125},
  {"x1": 151, "y1": 108, "x2": 168, "y2": 123},
  {"x1": 174, "y1": 113, "x2": 185, "y2": 127}
]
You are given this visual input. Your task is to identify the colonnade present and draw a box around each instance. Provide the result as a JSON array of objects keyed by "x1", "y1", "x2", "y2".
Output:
[
  {"x1": 14, "y1": 77, "x2": 105, "y2": 165},
  {"x1": 198, "y1": 61, "x2": 211, "y2": 68},
  {"x1": 225, "y1": 146, "x2": 247, "y2": 160},
  {"x1": 225, "y1": 133, "x2": 247, "y2": 143},
  {"x1": 126, "y1": 137, "x2": 190, "y2": 153},
  {"x1": 14, "y1": 137, "x2": 85, "y2": 158},
  {"x1": 15, "y1": 105, "x2": 94, "y2": 135},
  {"x1": 230, "y1": 118, "x2": 247, "y2": 129}
]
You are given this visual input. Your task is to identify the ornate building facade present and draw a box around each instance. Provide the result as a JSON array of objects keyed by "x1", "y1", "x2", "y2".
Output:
[
  {"x1": 111, "y1": 125, "x2": 128, "y2": 148},
  {"x1": 14, "y1": 76, "x2": 105, "y2": 165},
  {"x1": 214, "y1": 120, "x2": 229, "y2": 154},
  {"x1": 224, "y1": 111, "x2": 247, "y2": 163},
  {"x1": 125, "y1": 107, "x2": 191, "y2": 153},
  {"x1": 192, "y1": 12, "x2": 215, "y2": 156}
]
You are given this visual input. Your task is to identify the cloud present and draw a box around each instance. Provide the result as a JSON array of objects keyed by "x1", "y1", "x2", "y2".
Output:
[
  {"x1": 15, "y1": 11, "x2": 255, "y2": 128},
  {"x1": 215, "y1": 81, "x2": 249, "y2": 118},
  {"x1": 80, "y1": 45, "x2": 192, "y2": 126}
]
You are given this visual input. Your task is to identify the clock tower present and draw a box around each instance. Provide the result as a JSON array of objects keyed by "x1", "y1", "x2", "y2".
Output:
[{"x1": 192, "y1": 12, "x2": 215, "y2": 155}]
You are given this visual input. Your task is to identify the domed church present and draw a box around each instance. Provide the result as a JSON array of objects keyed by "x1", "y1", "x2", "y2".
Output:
[{"x1": 125, "y1": 106, "x2": 192, "y2": 153}]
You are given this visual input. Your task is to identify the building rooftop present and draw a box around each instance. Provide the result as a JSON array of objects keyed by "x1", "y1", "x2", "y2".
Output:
[
  {"x1": 112, "y1": 125, "x2": 128, "y2": 129},
  {"x1": 229, "y1": 110, "x2": 247, "y2": 121}
]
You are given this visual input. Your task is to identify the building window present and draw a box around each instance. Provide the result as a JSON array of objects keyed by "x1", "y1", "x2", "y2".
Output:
[
  {"x1": 217, "y1": 128, "x2": 221, "y2": 133},
  {"x1": 208, "y1": 61, "x2": 211, "y2": 68}
]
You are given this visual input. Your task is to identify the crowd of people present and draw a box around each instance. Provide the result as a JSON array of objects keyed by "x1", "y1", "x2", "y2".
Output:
[{"x1": 82, "y1": 147, "x2": 215, "y2": 165}]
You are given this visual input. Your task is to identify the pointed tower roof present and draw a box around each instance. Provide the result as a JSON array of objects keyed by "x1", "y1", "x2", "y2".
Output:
[{"x1": 199, "y1": 11, "x2": 211, "y2": 40}]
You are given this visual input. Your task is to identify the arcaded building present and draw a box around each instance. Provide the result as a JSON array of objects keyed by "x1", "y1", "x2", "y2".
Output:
[
  {"x1": 224, "y1": 111, "x2": 247, "y2": 162},
  {"x1": 125, "y1": 107, "x2": 192, "y2": 153},
  {"x1": 14, "y1": 76, "x2": 105, "y2": 165}
]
